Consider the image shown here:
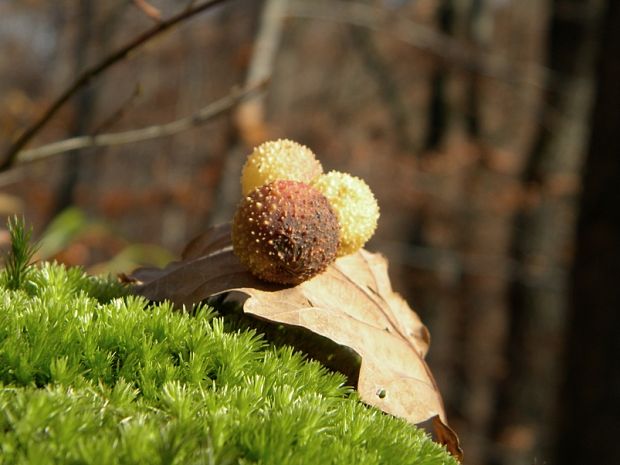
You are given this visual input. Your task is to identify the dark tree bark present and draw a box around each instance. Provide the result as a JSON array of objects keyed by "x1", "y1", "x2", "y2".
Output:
[
  {"x1": 52, "y1": 0, "x2": 96, "y2": 218},
  {"x1": 491, "y1": 1, "x2": 597, "y2": 463},
  {"x1": 423, "y1": 0, "x2": 455, "y2": 152},
  {"x1": 350, "y1": 26, "x2": 416, "y2": 155},
  {"x1": 555, "y1": 1, "x2": 620, "y2": 464},
  {"x1": 463, "y1": 0, "x2": 482, "y2": 139}
]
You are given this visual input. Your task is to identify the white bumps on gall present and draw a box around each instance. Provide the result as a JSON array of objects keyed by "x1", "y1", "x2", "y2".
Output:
[
  {"x1": 241, "y1": 139, "x2": 323, "y2": 196},
  {"x1": 312, "y1": 171, "x2": 380, "y2": 256},
  {"x1": 232, "y1": 180, "x2": 340, "y2": 284}
]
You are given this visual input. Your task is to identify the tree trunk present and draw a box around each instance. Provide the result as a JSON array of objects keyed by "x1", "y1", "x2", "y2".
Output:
[
  {"x1": 423, "y1": 0, "x2": 455, "y2": 151},
  {"x1": 555, "y1": 1, "x2": 620, "y2": 464},
  {"x1": 492, "y1": 0, "x2": 597, "y2": 463},
  {"x1": 52, "y1": 0, "x2": 96, "y2": 218}
]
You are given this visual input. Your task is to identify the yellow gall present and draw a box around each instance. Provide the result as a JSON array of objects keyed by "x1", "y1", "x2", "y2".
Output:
[
  {"x1": 312, "y1": 171, "x2": 380, "y2": 256},
  {"x1": 241, "y1": 139, "x2": 323, "y2": 195}
]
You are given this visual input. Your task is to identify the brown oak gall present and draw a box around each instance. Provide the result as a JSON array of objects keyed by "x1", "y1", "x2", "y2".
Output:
[{"x1": 232, "y1": 180, "x2": 340, "y2": 284}]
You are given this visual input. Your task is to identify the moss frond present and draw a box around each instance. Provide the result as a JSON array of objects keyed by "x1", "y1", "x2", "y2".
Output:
[
  {"x1": 0, "y1": 260, "x2": 457, "y2": 465},
  {"x1": 2, "y1": 216, "x2": 39, "y2": 291}
]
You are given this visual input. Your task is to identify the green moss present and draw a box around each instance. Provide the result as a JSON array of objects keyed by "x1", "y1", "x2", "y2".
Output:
[
  {"x1": 2, "y1": 216, "x2": 38, "y2": 291},
  {"x1": 0, "y1": 262, "x2": 456, "y2": 465}
]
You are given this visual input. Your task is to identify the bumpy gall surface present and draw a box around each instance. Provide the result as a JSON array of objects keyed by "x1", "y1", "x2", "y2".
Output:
[
  {"x1": 232, "y1": 180, "x2": 340, "y2": 284},
  {"x1": 241, "y1": 139, "x2": 323, "y2": 196},
  {"x1": 312, "y1": 171, "x2": 380, "y2": 256}
]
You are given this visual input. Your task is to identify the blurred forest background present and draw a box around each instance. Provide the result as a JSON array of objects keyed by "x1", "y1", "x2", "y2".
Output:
[{"x1": 1, "y1": 0, "x2": 618, "y2": 464}]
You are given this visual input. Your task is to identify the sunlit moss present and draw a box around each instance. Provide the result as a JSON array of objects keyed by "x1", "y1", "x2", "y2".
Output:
[{"x1": 0, "y1": 262, "x2": 455, "y2": 465}]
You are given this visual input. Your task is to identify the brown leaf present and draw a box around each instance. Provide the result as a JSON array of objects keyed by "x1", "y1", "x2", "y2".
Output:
[{"x1": 127, "y1": 223, "x2": 462, "y2": 460}]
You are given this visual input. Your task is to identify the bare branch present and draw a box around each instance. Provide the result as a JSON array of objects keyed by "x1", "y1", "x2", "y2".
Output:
[
  {"x1": 209, "y1": 0, "x2": 284, "y2": 226},
  {"x1": 132, "y1": 0, "x2": 162, "y2": 22},
  {"x1": 0, "y1": 0, "x2": 231, "y2": 172},
  {"x1": 16, "y1": 81, "x2": 266, "y2": 165},
  {"x1": 0, "y1": 168, "x2": 27, "y2": 190},
  {"x1": 236, "y1": 0, "x2": 287, "y2": 146},
  {"x1": 92, "y1": 84, "x2": 142, "y2": 135}
]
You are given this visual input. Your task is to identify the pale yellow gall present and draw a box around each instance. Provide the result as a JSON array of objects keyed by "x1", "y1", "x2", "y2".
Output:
[
  {"x1": 241, "y1": 139, "x2": 323, "y2": 195},
  {"x1": 312, "y1": 171, "x2": 380, "y2": 256}
]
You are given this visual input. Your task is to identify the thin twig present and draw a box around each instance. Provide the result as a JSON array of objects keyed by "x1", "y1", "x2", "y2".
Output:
[
  {"x1": 0, "y1": 168, "x2": 26, "y2": 190},
  {"x1": 209, "y1": 0, "x2": 284, "y2": 225},
  {"x1": 0, "y1": 0, "x2": 231, "y2": 172},
  {"x1": 235, "y1": 0, "x2": 286, "y2": 146},
  {"x1": 185, "y1": 0, "x2": 200, "y2": 12},
  {"x1": 245, "y1": 0, "x2": 286, "y2": 88},
  {"x1": 92, "y1": 83, "x2": 142, "y2": 135},
  {"x1": 15, "y1": 81, "x2": 266, "y2": 165},
  {"x1": 132, "y1": 0, "x2": 162, "y2": 22}
]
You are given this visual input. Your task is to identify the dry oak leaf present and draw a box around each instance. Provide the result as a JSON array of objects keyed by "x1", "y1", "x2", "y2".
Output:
[{"x1": 126, "y1": 223, "x2": 462, "y2": 460}]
